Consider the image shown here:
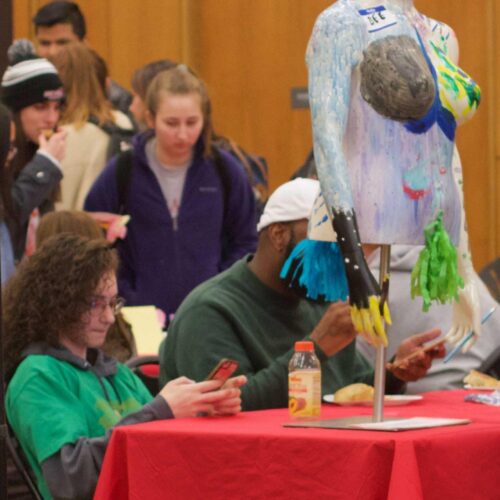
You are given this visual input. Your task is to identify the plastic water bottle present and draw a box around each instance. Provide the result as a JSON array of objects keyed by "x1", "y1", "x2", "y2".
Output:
[{"x1": 288, "y1": 341, "x2": 321, "y2": 419}]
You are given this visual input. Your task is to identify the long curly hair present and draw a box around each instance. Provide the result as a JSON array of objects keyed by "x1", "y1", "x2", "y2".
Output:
[{"x1": 3, "y1": 233, "x2": 118, "y2": 377}]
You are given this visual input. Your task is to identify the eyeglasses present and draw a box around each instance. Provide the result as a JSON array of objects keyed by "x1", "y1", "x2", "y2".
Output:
[{"x1": 89, "y1": 296, "x2": 125, "y2": 316}]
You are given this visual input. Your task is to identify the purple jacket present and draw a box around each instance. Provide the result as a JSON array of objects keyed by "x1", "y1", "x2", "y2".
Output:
[{"x1": 84, "y1": 132, "x2": 257, "y2": 317}]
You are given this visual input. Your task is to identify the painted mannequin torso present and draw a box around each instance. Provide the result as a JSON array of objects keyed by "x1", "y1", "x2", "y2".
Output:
[
  {"x1": 307, "y1": 0, "x2": 479, "y2": 245},
  {"x1": 305, "y1": 0, "x2": 482, "y2": 345}
]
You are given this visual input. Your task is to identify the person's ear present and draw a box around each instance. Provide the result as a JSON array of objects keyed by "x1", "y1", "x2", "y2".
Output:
[
  {"x1": 267, "y1": 223, "x2": 291, "y2": 253},
  {"x1": 145, "y1": 109, "x2": 155, "y2": 130}
]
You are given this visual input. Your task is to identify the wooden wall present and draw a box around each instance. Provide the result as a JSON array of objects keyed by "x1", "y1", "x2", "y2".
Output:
[{"x1": 13, "y1": 0, "x2": 498, "y2": 269}]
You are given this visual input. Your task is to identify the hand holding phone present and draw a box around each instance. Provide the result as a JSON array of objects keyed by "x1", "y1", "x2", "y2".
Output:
[
  {"x1": 390, "y1": 336, "x2": 446, "y2": 369},
  {"x1": 205, "y1": 359, "x2": 239, "y2": 384}
]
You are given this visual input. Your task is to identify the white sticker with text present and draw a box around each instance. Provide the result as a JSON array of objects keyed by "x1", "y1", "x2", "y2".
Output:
[{"x1": 358, "y1": 5, "x2": 398, "y2": 33}]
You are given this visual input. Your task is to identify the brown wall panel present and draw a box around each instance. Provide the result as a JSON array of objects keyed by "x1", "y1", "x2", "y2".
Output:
[
  {"x1": 12, "y1": 0, "x2": 35, "y2": 40},
  {"x1": 12, "y1": 0, "x2": 498, "y2": 267},
  {"x1": 106, "y1": 0, "x2": 184, "y2": 89},
  {"x1": 192, "y1": 0, "x2": 332, "y2": 191}
]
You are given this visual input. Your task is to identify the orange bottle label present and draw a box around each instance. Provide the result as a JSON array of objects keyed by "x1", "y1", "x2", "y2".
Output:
[{"x1": 288, "y1": 370, "x2": 321, "y2": 418}]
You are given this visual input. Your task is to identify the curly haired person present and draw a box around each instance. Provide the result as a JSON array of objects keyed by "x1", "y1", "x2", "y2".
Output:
[{"x1": 4, "y1": 234, "x2": 245, "y2": 499}]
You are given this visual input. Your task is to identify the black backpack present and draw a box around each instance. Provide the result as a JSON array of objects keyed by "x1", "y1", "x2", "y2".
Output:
[
  {"x1": 212, "y1": 136, "x2": 269, "y2": 220},
  {"x1": 88, "y1": 115, "x2": 136, "y2": 162}
]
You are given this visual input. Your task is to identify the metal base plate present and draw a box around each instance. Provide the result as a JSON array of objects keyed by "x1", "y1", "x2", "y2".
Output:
[
  {"x1": 284, "y1": 415, "x2": 399, "y2": 430},
  {"x1": 284, "y1": 416, "x2": 470, "y2": 431}
]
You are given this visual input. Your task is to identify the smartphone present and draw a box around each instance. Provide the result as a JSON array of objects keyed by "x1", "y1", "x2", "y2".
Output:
[
  {"x1": 421, "y1": 336, "x2": 446, "y2": 353},
  {"x1": 205, "y1": 358, "x2": 239, "y2": 383},
  {"x1": 392, "y1": 337, "x2": 446, "y2": 368}
]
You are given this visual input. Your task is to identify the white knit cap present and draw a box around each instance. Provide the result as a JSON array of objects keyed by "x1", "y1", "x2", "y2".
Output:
[{"x1": 257, "y1": 178, "x2": 320, "y2": 232}]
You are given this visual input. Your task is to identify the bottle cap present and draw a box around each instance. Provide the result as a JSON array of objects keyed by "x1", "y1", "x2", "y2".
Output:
[{"x1": 294, "y1": 341, "x2": 314, "y2": 352}]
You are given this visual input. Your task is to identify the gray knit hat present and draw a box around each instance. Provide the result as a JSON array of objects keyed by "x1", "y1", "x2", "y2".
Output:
[{"x1": 1, "y1": 39, "x2": 64, "y2": 112}]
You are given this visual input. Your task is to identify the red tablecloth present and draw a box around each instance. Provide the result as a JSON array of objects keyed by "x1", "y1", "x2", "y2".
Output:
[{"x1": 95, "y1": 390, "x2": 500, "y2": 500}]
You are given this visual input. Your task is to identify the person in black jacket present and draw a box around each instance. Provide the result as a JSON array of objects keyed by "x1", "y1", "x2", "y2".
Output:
[
  {"x1": 0, "y1": 104, "x2": 16, "y2": 283},
  {"x1": 1, "y1": 41, "x2": 67, "y2": 261}
]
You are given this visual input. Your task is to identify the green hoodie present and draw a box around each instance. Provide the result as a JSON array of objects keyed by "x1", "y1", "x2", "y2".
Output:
[
  {"x1": 6, "y1": 342, "x2": 169, "y2": 499},
  {"x1": 160, "y1": 257, "x2": 378, "y2": 410}
]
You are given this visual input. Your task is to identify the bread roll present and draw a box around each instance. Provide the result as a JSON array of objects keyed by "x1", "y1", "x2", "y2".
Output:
[
  {"x1": 463, "y1": 369, "x2": 500, "y2": 388},
  {"x1": 334, "y1": 383, "x2": 374, "y2": 402},
  {"x1": 41, "y1": 128, "x2": 54, "y2": 140}
]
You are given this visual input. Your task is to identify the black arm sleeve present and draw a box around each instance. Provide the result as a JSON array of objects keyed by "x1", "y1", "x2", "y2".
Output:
[{"x1": 10, "y1": 153, "x2": 62, "y2": 224}]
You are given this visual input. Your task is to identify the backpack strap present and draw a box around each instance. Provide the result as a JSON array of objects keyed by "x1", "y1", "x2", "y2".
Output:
[
  {"x1": 219, "y1": 136, "x2": 269, "y2": 207},
  {"x1": 211, "y1": 145, "x2": 230, "y2": 219},
  {"x1": 115, "y1": 149, "x2": 134, "y2": 214},
  {"x1": 87, "y1": 114, "x2": 116, "y2": 135},
  {"x1": 87, "y1": 114, "x2": 100, "y2": 128},
  {"x1": 225, "y1": 138, "x2": 255, "y2": 183}
]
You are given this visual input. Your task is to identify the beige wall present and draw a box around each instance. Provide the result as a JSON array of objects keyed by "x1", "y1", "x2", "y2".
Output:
[{"x1": 13, "y1": 0, "x2": 498, "y2": 269}]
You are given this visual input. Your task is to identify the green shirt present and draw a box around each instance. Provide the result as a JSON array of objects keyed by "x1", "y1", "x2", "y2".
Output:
[
  {"x1": 6, "y1": 354, "x2": 152, "y2": 500},
  {"x1": 160, "y1": 257, "x2": 374, "y2": 410}
]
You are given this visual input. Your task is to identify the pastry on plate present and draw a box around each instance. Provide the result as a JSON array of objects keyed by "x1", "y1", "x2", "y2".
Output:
[
  {"x1": 463, "y1": 369, "x2": 500, "y2": 388},
  {"x1": 334, "y1": 383, "x2": 374, "y2": 402}
]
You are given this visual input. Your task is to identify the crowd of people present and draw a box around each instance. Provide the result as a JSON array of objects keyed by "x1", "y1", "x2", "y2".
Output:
[{"x1": 0, "y1": 1, "x2": 498, "y2": 499}]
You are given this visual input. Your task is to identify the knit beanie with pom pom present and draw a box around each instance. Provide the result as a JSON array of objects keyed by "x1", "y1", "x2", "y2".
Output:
[{"x1": 1, "y1": 39, "x2": 64, "y2": 112}]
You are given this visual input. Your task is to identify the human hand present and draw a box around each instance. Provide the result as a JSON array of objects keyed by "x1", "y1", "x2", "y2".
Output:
[
  {"x1": 87, "y1": 211, "x2": 130, "y2": 242},
  {"x1": 212, "y1": 375, "x2": 247, "y2": 415},
  {"x1": 106, "y1": 214, "x2": 129, "y2": 242},
  {"x1": 38, "y1": 128, "x2": 67, "y2": 162},
  {"x1": 310, "y1": 301, "x2": 357, "y2": 357},
  {"x1": 156, "y1": 308, "x2": 166, "y2": 329},
  {"x1": 446, "y1": 282, "x2": 481, "y2": 351},
  {"x1": 159, "y1": 376, "x2": 242, "y2": 418},
  {"x1": 387, "y1": 328, "x2": 445, "y2": 382}
]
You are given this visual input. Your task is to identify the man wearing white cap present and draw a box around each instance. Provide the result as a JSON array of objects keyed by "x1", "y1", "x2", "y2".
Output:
[{"x1": 160, "y1": 179, "x2": 443, "y2": 410}]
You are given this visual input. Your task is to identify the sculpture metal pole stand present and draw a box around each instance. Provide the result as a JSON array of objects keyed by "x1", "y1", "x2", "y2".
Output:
[
  {"x1": 372, "y1": 244, "x2": 391, "y2": 422},
  {"x1": 286, "y1": 243, "x2": 397, "y2": 431}
]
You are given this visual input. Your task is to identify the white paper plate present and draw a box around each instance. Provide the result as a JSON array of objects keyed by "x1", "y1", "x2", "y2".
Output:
[
  {"x1": 323, "y1": 394, "x2": 423, "y2": 406},
  {"x1": 464, "y1": 385, "x2": 500, "y2": 391}
]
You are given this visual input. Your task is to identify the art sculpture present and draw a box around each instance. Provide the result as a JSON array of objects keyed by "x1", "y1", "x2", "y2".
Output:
[{"x1": 283, "y1": 0, "x2": 481, "y2": 350}]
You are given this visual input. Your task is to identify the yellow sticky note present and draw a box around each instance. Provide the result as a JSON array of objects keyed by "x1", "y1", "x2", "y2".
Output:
[{"x1": 121, "y1": 306, "x2": 165, "y2": 355}]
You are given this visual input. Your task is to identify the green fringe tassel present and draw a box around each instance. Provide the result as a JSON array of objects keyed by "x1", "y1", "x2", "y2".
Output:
[{"x1": 411, "y1": 211, "x2": 464, "y2": 312}]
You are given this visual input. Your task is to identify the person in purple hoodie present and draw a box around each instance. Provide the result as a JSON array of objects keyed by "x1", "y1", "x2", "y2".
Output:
[{"x1": 85, "y1": 66, "x2": 257, "y2": 321}]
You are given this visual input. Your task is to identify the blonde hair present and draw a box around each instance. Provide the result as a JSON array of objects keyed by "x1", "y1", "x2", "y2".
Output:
[
  {"x1": 145, "y1": 66, "x2": 212, "y2": 157},
  {"x1": 52, "y1": 43, "x2": 113, "y2": 128}
]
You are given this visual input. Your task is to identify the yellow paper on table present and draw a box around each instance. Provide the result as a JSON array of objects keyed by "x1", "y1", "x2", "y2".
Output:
[{"x1": 121, "y1": 306, "x2": 165, "y2": 355}]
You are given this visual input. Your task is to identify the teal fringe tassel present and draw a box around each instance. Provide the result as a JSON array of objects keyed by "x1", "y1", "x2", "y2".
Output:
[{"x1": 280, "y1": 239, "x2": 349, "y2": 302}]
